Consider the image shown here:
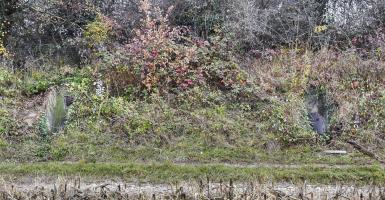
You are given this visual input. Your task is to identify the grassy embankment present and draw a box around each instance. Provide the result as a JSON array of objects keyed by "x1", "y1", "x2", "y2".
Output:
[
  {"x1": 1, "y1": 162, "x2": 384, "y2": 185},
  {"x1": 1, "y1": 49, "x2": 384, "y2": 184}
]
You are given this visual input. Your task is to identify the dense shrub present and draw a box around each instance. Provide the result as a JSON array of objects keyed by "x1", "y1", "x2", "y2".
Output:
[
  {"x1": 103, "y1": 0, "x2": 248, "y2": 98},
  {"x1": 0, "y1": 68, "x2": 17, "y2": 136},
  {"x1": 3, "y1": 0, "x2": 99, "y2": 67},
  {"x1": 259, "y1": 95, "x2": 314, "y2": 144},
  {"x1": 0, "y1": 109, "x2": 13, "y2": 135},
  {"x1": 2, "y1": 0, "x2": 385, "y2": 67},
  {"x1": 122, "y1": 1, "x2": 204, "y2": 94},
  {"x1": 165, "y1": 0, "x2": 227, "y2": 38},
  {"x1": 84, "y1": 15, "x2": 113, "y2": 46}
]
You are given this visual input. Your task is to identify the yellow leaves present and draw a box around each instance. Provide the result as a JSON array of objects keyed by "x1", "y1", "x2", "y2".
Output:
[
  {"x1": 236, "y1": 72, "x2": 247, "y2": 85},
  {"x1": 375, "y1": 47, "x2": 382, "y2": 58},
  {"x1": 314, "y1": 25, "x2": 327, "y2": 33},
  {"x1": 0, "y1": 45, "x2": 6, "y2": 56},
  {"x1": 0, "y1": 28, "x2": 8, "y2": 57},
  {"x1": 0, "y1": 41, "x2": 9, "y2": 58},
  {"x1": 303, "y1": 64, "x2": 311, "y2": 81},
  {"x1": 290, "y1": 64, "x2": 312, "y2": 93},
  {"x1": 84, "y1": 15, "x2": 111, "y2": 46}
]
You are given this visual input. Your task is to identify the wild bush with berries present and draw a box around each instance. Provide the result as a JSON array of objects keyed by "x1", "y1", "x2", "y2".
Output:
[
  {"x1": 122, "y1": 0, "x2": 204, "y2": 95},
  {"x1": 108, "y1": 0, "x2": 247, "y2": 98}
]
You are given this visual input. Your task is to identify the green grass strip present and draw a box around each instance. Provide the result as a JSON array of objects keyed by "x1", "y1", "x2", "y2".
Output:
[{"x1": 0, "y1": 162, "x2": 384, "y2": 184}]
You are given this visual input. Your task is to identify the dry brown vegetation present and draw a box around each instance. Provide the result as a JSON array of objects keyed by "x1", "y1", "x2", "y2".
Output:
[{"x1": 1, "y1": 177, "x2": 385, "y2": 200}]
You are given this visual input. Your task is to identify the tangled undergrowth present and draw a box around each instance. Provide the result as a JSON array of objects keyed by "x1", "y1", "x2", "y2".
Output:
[{"x1": 0, "y1": 0, "x2": 384, "y2": 163}]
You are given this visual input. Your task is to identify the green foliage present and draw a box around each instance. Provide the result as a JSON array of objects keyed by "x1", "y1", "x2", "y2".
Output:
[
  {"x1": 35, "y1": 143, "x2": 51, "y2": 160},
  {"x1": 1, "y1": 162, "x2": 385, "y2": 184},
  {"x1": 259, "y1": 95, "x2": 314, "y2": 145},
  {"x1": 65, "y1": 68, "x2": 93, "y2": 94},
  {"x1": 0, "y1": 109, "x2": 14, "y2": 135},
  {"x1": 1, "y1": 0, "x2": 385, "y2": 167},
  {"x1": 84, "y1": 14, "x2": 112, "y2": 46},
  {"x1": 129, "y1": 118, "x2": 153, "y2": 136},
  {"x1": 38, "y1": 113, "x2": 49, "y2": 138},
  {"x1": 21, "y1": 70, "x2": 57, "y2": 95},
  {"x1": 23, "y1": 80, "x2": 53, "y2": 95},
  {"x1": 0, "y1": 67, "x2": 18, "y2": 96},
  {"x1": 51, "y1": 141, "x2": 69, "y2": 161},
  {"x1": 0, "y1": 137, "x2": 7, "y2": 149},
  {"x1": 65, "y1": 87, "x2": 257, "y2": 148},
  {"x1": 355, "y1": 87, "x2": 385, "y2": 135},
  {"x1": 0, "y1": 67, "x2": 12, "y2": 85}
]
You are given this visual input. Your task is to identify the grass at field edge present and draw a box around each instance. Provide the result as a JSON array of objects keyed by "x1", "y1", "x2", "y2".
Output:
[{"x1": 0, "y1": 162, "x2": 384, "y2": 185}]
